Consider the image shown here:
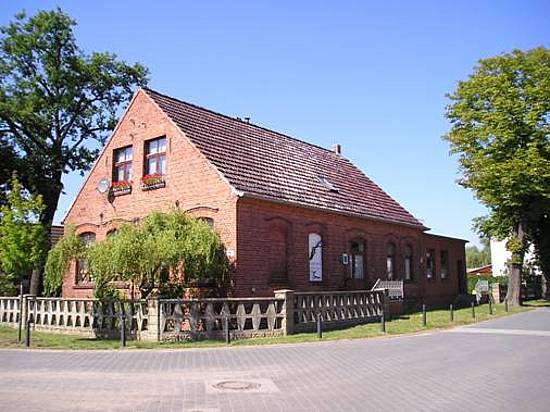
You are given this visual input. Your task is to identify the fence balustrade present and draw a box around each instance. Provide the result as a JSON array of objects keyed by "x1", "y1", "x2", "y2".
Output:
[
  {"x1": 293, "y1": 290, "x2": 385, "y2": 333},
  {"x1": 0, "y1": 297, "x2": 20, "y2": 325},
  {"x1": 0, "y1": 289, "x2": 385, "y2": 341},
  {"x1": 160, "y1": 297, "x2": 285, "y2": 341}
]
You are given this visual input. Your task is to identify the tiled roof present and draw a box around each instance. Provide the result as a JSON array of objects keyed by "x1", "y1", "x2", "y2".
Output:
[
  {"x1": 50, "y1": 225, "x2": 64, "y2": 244},
  {"x1": 144, "y1": 88, "x2": 424, "y2": 228}
]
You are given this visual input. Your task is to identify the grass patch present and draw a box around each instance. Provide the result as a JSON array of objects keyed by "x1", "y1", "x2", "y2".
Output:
[{"x1": 0, "y1": 300, "x2": 545, "y2": 350}]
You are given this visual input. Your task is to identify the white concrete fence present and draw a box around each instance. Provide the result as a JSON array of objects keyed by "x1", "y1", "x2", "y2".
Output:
[{"x1": 0, "y1": 289, "x2": 386, "y2": 341}]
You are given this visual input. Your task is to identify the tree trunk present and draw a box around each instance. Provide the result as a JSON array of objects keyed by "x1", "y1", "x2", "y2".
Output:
[
  {"x1": 28, "y1": 175, "x2": 62, "y2": 296},
  {"x1": 505, "y1": 222, "x2": 526, "y2": 307}
]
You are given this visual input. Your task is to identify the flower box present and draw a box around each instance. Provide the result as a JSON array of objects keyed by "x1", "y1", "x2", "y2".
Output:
[
  {"x1": 110, "y1": 180, "x2": 132, "y2": 197},
  {"x1": 141, "y1": 173, "x2": 166, "y2": 191}
]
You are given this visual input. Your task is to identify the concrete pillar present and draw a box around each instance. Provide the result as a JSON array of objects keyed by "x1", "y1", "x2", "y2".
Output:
[
  {"x1": 144, "y1": 297, "x2": 161, "y2": 341},
  {"x1": 21, "y1": 294, "x2": 36, "y2": 326},
  {"x1": 491, "y1": 283, "x2": 501, "y2": 303},
  {"x1": 274, "y1": 289, "x2": 294, "y2": 335}
]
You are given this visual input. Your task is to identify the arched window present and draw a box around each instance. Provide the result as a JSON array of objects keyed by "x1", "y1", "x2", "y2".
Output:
[
  {"x1": 350, "y1": 240, "x2": 365, "y2": 279},
  {"x1": 308, "y1": 233, "x2": 323, "y2": 282},
  {"x1": 269, "y1": 224, "x2": 288, "y2": 284},
  {"x1": 76, "y1": 232, "x2": 96, "y2": 284},
  {"x1": 386, "y1": 242, "x2": 396, "y2": 280},
  {"x1": 426, "y1": 249, "x2": 435, "y2": 279},
  {"x1": 198, "y1": 217, "x2": 214, "y2": 229},
  {"x1": 404, "y1": 245, "x2": 413, "y2": 281}
]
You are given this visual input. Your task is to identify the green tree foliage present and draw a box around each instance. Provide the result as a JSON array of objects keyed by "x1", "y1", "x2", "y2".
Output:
[
  {"x1": 444, "y1": 47, "x2": 550, "y2": 306},
  {"x1": 465, "y1": 238, "x2": 491, "y2": 269},
  {"x1": 0, "y1": 174, "x2": 47, "y2": 295},
  {"x1": 0, "y1": 8, "x2": 149, "y2": 294},
  {"x1": 43, "y1": 225, "x2": 85, "y2": 296},
  {"x1": 44, "y1": 210, "x2": 228, "y2": 298}
]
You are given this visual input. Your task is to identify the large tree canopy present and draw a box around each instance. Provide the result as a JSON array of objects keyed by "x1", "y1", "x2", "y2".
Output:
[
  {"x1": 444, "y1": 47, "x2": 550, "y2": 306},
  {"x1": 0, "y1": 8, "x2": 149, "y2": 294}
]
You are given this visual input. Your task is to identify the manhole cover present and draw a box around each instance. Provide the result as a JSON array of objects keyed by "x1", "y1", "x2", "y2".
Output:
[{"x1": 212, "y1": 380, "x2": 261, "y2": 391}]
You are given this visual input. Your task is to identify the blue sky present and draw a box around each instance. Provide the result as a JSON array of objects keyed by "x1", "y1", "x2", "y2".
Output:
[{"x1": 1, "y1": 1, "x2": 549, "y2": 246}]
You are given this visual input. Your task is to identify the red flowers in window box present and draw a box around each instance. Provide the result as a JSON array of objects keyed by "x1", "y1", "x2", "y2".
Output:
[
  {"x1": 141, "y1": 173, "x2": 165, "y2": 191},
  {"x1": 110, "y1": 180, "x2": 132, "y2": 196}
]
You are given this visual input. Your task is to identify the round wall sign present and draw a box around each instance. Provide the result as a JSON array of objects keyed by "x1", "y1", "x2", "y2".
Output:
[{"x1": 97, "y1": 177, "x2": 110, "y2": 194}]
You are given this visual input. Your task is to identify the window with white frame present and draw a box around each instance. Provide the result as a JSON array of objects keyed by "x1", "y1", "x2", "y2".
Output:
[
  {"x1": 144, "y1": 137, "x2": 166, "y2": 176},
  {"x1": 351, "y1": 240, "x2": 365, "y2": 280},
  {"x1": 113, "y1": 146, "x2": 133, "y2": 182},
  {"x1": 426, "y1": 249, "x2": 435, "y2": 280},
  {"x1": 308, "y1": 233, "x2": 323, "y2": 282},
  {"x1": 386, "y1": 242, "x2": 396, "y2": 280}
]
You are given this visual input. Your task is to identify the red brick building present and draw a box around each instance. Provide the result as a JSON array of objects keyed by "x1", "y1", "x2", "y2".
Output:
[{"x1": 62, "y1": 88, "x2": 466, "y2": 305}]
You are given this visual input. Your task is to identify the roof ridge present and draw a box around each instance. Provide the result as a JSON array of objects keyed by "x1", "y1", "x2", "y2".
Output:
[{"x1": 143, "y1": 87, "x2": 337, "y2": 156}]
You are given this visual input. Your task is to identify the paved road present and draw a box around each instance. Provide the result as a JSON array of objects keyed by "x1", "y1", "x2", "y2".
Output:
[{"x1": 1, "y1": 308, "x2": 549, "y2": 412}]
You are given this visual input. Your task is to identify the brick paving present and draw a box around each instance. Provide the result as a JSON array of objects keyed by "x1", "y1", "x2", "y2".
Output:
[{"x1": 0, "y1": 308, "x2": 549, "y2": 412}]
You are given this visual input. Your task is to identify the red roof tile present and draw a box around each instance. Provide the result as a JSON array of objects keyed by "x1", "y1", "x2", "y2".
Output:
[{"x1": 144, "y1": 88, "x2": 424, "y2": 228}]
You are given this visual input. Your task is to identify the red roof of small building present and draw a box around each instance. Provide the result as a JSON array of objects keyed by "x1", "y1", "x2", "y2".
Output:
[
  {"x1": 145, "y1": 88, "x2": 424, "y2": 228},
  {"x1": 467, "y1": 264, "x2": 492, "y2": 275}
]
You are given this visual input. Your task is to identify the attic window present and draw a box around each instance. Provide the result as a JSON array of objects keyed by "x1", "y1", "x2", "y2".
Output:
[{"x1": 317, "y1": 175, "x2": 339, "y2": 193}]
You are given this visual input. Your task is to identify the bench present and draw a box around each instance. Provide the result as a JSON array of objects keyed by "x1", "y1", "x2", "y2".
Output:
[{"x1": 371, "y1": 279, "x2": 404, "y2": 300}]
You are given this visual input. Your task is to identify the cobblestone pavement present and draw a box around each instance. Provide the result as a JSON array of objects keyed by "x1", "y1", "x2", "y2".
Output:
[{"x1": 0, "y1": 308, "x2": 549, "y2": 412}]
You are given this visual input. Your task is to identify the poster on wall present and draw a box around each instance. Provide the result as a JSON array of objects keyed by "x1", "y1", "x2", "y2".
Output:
[{"x1": 309, "y1": 233, "x2": 323, "y2": 282}]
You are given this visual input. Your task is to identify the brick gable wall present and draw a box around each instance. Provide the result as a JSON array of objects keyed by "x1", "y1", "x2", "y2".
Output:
[{"x1": 62, "y1": 90, "x2": 238, "y2": 298}]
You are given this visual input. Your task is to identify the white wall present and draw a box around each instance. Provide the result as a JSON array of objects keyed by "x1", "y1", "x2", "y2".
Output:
[{"x1": 490, "y1": 239, "x2": 539, "y2": 277}]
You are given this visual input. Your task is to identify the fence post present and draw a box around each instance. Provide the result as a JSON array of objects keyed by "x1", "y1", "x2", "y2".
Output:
[
  {"x1": 25, "y1": 316, "x2": 31, "y2": 348},
  {"x1": 274, "y1": 289, "x2": 294, "y2": 336},
  {"x1": 120, "y1": 314, "x2": 126, "y2": 347},
  {"x1": 21, "y1": 294, "x2": 34, "y2": 327},
  {"x1": 317, "y1": 312, "x2": 323, "y2": 339},
  {"x1": 17, "y1": 287, "x2": 23, "y2": 342},
  {"x1": 471, "y1": 300, "x2": 476, "y2": 319},
  {"x1": 383, "y1": 289, "x2": 390, "y2": 321},
  {"x1": 224, "y1": 315, "x2": 230, "y2": 344},
  {"x1": 449, "y1": 304, "x2": 454, "y2": 323},
  {"x1": 145, "y1": 297, "x2": 161, "y2": 342},
  {"x1": 422, "y1": 304, "x2": 427, "y2": 327},
  {"x1": 380, "y1": 309, "x2": 386, "y2": 333}
]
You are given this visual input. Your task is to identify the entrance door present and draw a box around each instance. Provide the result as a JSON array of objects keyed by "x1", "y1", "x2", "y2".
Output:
[{"x1": 350, "y1": 240, "x2": 367, "y2": 289}]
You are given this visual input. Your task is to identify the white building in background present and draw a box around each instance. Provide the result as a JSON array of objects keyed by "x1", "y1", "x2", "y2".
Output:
[{"x1": 490, "y1": 239, "x2": 539, "y2": 277}]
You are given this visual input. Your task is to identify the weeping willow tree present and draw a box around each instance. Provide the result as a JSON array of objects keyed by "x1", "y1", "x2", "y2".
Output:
[{"x1": 44, "y1": 210, "x2": 229, "y2": 298}]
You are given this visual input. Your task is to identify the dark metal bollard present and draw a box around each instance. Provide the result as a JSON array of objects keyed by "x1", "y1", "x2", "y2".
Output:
[
  {"x1": 120, "y1": 315, "x2": 126, "y2": 348},
  {"x1": 380, "y1": 310, "x2": 386, "y2": 333},
  {"x1": 505, "y1": 300, "x2": 509, "y2": 312},
  {"x1": 25, "y1": 319, "x2": 31, "y2": 348},
  {"x1": 224, "y1": 315, "x2": 230, "y2": 344},
  {"x1": 489, "y1": 300, "x2": 493, "y2": 315},
  {"x1": 449, "y1": 304, "x2": 454, "y2": 323},
  {"x1": 317, "y1": 313, "x2": 323, "y2": 339},
  {"x1": 18, "y1": 285, "x2": 23, "y2": 343},
  {"x1": 471, "y1": 301, "x2": 476, "y2": 319},
  {"x1": 422, "y1": 304, "x2": 427, "y2": 327}
]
